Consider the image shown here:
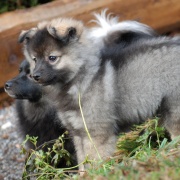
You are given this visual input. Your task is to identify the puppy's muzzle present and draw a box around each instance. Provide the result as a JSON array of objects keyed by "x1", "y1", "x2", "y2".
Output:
[
  {"x1": 5, "y1": 81, "x2": 13, "y2": 90},
  {"x1": 33, "y1": 73, "x2": 41, "y2": 82}
]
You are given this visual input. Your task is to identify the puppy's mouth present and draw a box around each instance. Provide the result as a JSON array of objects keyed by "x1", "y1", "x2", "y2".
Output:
[
  {"x1": 4, "y1": 88, "x2": 29, "y2": 99},
  {"x1": 36, "y1": 77, "x2": 58, "y2": 86},
  {"x1": 39, "y1": 81, "x2": 52, "y2": 86},
  {"x1": 4, "y1": 88, "x2": 17, "y2": 98}
]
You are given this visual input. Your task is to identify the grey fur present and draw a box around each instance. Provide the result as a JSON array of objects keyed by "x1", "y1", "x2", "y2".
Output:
[{"x1": 19, "y1": 16, "x2": 180, "y2": 171}]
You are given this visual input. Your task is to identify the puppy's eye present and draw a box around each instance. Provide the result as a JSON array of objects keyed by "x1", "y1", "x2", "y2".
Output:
[
  {"x1": 26, "y1": 69, "x2": 30, "y2": 74},
  {"x1": 19, "y1": 68, "x2": 22, "y2": 73},
  {"x1": 48, "y1": 56, "x2": 57, "y2": 63},
  {"x1": 32, "y1": 57, "x2": 37, "y2": 62}
]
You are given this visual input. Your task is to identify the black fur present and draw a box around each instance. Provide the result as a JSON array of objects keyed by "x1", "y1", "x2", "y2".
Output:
[
  {"x1": 101, "y1": 34, "x2": 180, "y2": 70},
  {"x1": 104, "y1": 30, "x2": 157, "y2": 48},
  {"x1": 5, "y1": 60, "x2": 42, "y2": 102}
]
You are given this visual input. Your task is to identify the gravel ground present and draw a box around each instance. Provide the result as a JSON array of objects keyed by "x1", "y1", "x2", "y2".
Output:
[{"x1": 0, "y1": 104, "x2": 25, "y2": 180}]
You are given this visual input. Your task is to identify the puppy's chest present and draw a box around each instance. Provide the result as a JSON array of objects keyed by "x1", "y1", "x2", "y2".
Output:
[
  {"x1": 57, "y1": 91, "x2": 114, "y2": 132},
  {"x1": 58, "y1": 110, "x2": 82, "y2": 131},
  {"x1": 56, "y1": 92, "x2": 82, "y2": 129}
]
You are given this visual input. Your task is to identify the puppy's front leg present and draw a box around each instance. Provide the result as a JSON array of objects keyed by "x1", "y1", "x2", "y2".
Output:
[
  {"x1": 73, "y1": 135, "x2": 86, "y2": 174},
  {"x1": 73, "y1": 131, "x2": 117, "y2": 171}
]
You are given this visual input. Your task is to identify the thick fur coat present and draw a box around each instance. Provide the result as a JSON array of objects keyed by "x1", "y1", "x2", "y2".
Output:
[{"x1": 18, "y1": 12, "x2": 180, "y2": 170}]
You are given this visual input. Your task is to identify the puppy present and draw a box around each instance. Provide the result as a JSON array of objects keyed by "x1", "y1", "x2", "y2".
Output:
[
  {"x1": 4, "y1": 60, "x2": 76, "y2": 167},
  {"x1": 18, "y1": 12, "x2": 180, "y2": 171}
]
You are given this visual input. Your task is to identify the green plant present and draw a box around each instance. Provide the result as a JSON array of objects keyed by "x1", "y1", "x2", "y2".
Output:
[
  {"x1": 82, "y1": 118, "x2": 180, "y2": 180},
  {"x1": 20, "y1": 118, "x2": 180, "y2": 179},
  {"x1": 0, "y1": 0, "x2": 53, "y2": 14},
  {"x1": 21, "y1": 132, "x2": 76, "y2": 179}
]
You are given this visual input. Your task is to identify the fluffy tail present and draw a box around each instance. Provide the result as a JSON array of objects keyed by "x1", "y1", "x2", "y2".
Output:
[{"x1": 90, "y1": 9, "x2": 156, "y2": 38}]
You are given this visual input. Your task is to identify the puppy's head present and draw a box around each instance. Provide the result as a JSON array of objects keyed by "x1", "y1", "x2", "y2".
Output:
[
  {"x1": 19, "y1": 18, "x2": 85, "y2": 86},
  {"x1": 4, "y1": 60, "x2": 42, "y2": 102}
]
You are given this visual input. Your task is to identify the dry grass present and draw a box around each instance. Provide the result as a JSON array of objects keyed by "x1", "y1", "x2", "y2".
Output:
[{"x1": 21, "y1": 118, "x2": 180, "y2": 179}]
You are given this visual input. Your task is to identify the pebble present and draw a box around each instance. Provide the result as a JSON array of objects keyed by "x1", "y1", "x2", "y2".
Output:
[{"x1": 0, "y1": 105, "x2": 25, "y2": 180}]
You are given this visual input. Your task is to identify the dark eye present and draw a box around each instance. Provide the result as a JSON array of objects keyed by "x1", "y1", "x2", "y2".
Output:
[
  {"x1": 33, "y1": 57, "x2": 37, "y2": 62},
  {"x1": 48, "y1": 56, "x2": 57, "y2": 62},
  {"x1": 26, "y1": 69, "x2": 30, "y2": 75},
  {"x1": 19, "y1": 67, "x2": 22, "y2": 73}
]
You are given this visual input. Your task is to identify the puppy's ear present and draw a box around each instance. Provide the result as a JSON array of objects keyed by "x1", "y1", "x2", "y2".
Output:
[
  {"x1": 18, "y1": 28, "x2": 37, "y2": 43},
  {"x1": 47, "y1": 18, "x2": 84, "y2": 43}
]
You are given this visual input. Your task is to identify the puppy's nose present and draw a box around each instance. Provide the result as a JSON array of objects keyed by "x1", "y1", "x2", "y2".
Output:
[
  {"x1": 33, "y1": 73, "x2": 41, "y2": 81},
  {"x1": 5, "y1": 81, "x2": 13, "y2": 90}
]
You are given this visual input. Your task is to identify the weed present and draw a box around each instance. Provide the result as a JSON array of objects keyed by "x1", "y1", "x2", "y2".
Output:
[
  {"x1": 0, "y1": 0, "x2": 53, "y2": 14},
  {"x1": 20, "y1": 118, "x2": 180, "y2": 179},
  {"x1": 21, "y1": 132, "x2": 76, "y2": 179}
]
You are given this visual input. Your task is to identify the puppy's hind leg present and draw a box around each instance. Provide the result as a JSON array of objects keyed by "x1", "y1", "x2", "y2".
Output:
[{"x1": 161, "y1": 95, "x2": 180, "y2": 140}]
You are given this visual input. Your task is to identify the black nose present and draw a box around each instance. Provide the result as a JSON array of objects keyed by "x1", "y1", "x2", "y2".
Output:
[
  {"x1": 5, "y1": 81, "x2": 13, "y2": 90},
  {"x1": 33, "y1": 73, "x2": 41, "y2": 81}
]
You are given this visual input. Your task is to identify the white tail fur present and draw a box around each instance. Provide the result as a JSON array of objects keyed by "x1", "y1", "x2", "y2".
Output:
[{"x1": 90, "y1": 9, "x2": 155, "y2": 38}]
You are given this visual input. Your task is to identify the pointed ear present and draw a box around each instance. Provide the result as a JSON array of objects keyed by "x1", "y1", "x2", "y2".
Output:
[
  {"x1": 47, "y1": 18, "x2": 84, "y2": 43},
  {"x1": 18, "y1": 28, "x2": 37, "y2": 43}
]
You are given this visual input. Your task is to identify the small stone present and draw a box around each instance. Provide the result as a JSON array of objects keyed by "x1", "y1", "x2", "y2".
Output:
[
  {"x1": 0, "y1": 174, "x2": 4, "y2": 180},
  {"x1": 2, "y1": 134, "x2": 9, "y2": 139}
]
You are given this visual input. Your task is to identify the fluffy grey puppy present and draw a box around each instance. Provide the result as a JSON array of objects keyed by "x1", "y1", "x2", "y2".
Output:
[{"x1": 18, "y1": 12, "x2": 180, "y2": 171}]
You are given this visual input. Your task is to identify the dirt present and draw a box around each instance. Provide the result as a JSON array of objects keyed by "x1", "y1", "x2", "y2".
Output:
[{"x1": 0, "y1": 105, "x2": 25, "y2": 180}]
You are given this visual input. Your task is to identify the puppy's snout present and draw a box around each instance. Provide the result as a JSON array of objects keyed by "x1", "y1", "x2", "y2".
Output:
[
  {"x1": 33, "y1": 73, "x2": 41, "y2": 81},
  {"x1": 5, "y1": 81, "x2": 13, "y2": 90}
]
